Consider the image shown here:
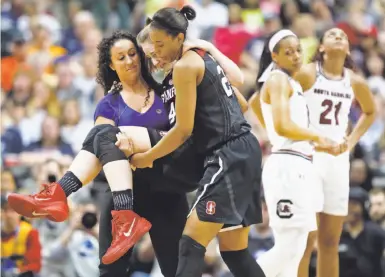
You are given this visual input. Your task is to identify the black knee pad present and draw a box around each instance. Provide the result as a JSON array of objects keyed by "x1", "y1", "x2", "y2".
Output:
[
  {"x1": 93, "y1": 125, "x2": 127, "y2": 166},
  {"x1": 221, "y1": 249, "x2": 266, "y2": 277},
  {"x1": 175, "y1": 235, "x2": 206, "y2": 277},
  {"x1": 221, "y1": 249, "x2": 249, "y2": 265},
  {"x1": 81, "y1": 124, "x2": 112, "y2": 154},
  {"x1": 179, "y1": 235, "x2": 206, "y2": 257}
]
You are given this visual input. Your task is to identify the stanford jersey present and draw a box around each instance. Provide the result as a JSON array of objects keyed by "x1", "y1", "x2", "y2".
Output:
[{"x1": 159, "y1": 49, "x2": 250, "y2": 154}]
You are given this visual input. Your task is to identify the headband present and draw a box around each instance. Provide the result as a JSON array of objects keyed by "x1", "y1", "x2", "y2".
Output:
[{"x1": 258, "y1": 29, "x2": 297, "y2": 83}]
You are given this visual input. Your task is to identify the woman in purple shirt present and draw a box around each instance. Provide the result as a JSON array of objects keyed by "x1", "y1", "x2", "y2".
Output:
[{"x1": 8, "y1": 30, "x2": 245, "y2": 275}]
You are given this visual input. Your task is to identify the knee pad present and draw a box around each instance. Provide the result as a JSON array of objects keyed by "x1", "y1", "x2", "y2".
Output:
[
  {"x1": 94, "y1": 125, "x2": 127, "y2": 166},
  {"x1": 179, "y1": 235, "x2": 206, "y2": 257},
  {"x1": 82, "y1": 124, "x2": 112, "y2": 154},
  {"x1": 220, "y1": 249, "x2": 248, "y2": 265},
  {"x1": 175, "y1": 235, "x2": 206, "y2": 277},
  {"x1": 221, "y1": 249, "x2": 266, "y2": 277}
]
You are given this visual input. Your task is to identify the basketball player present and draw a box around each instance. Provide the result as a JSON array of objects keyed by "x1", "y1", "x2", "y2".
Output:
[
  {"x1": 249, "y1": 29, "x2": 345, "y2": 277},
  {"x1": 293, "y1": 28, "x2": 376, "y2": 277},
  {"x1": 8, "y1": 29, "x2": 246, "y2": 275},
  {"x1": 131, "y1": 5, "x2": 266, "y2": 277}
]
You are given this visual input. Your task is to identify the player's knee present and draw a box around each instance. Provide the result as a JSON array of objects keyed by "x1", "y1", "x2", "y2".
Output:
[
  {"x1": 175, "y1": 235, "x2": 206, "y2": 277},
  {"x1": 179, "y1": 235, "x2": 206, "y2": 257},
  {"x1": 82, "y1": 124, "x2": 112, "y2": 154},
  {"x1": 94, "y1": 125, "x2": 127, "y2": 166},
  {"x1": 318, "y1": 231, "x2": 340, "y2": 249}
]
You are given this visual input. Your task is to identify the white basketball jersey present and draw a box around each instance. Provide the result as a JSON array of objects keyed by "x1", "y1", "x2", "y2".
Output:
[
  {"x1": 304, "y1": 62, "x2": 354, "y2": 143},
  {"x1": 261, "y1": 70, "x2": 313, "y2": 156}
]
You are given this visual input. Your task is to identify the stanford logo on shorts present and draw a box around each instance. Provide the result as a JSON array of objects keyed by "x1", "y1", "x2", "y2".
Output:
[
  {"x1": 276, "y1": 199, "x2": 293, "y2": 219},
  {"x1": 206, "y1": 201, "x2": 216, "y2": 215}
]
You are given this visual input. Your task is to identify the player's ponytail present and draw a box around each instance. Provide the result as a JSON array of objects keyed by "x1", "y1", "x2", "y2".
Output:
[
  {"x1": 256, "y1": 39, "x2": 274, "y2": 89},
  {"x1": 180, "y1": 5, "x2": 196, "y2": 21},
  {"x1": 149, "y1": 6, "x2": 196, "y2": 38}
]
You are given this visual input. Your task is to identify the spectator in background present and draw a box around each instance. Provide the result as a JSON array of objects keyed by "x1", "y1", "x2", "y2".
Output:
[
  {"x1": 26, "y1": 79, "x2": 60, "y2": 119},
  {"x1": 240, "y1": 0, "x2": 265, "y2": 32},
  {"x1": 188, "y1": 0, "x2": 229, "y2": 39},
  {"x1": 350, "y1": 158, "x2": 372, "y2": 191},
  {"x1": 369, "y1": 188, "x2": 385, "y2": 230},
  {"x1": 1, "y1": 105, "x2": 24, "y2": 157},
  {"x1": 1, "y1": 195, "x2": 42, "y2": 277},
  {"x1": 309, "y1": 0, "x2": 334, "y2": 36},
  {"x1": 55, "y1": 61, "x2": 83, "y2": 102},
  {"x1": 1, "y1": 170, "x2": 17, "y2": 195},
  {"x1": 20, "y1": 115, "x2": 74, "y2": 166},
  {"x1": 365, "y1": 52, "x2": 385, "y2": 98},
  {"x1": 238, "y1": 13, "x2": 281, "y2": 97},
  {"x1": 61, "y1": 10, "x2": 97, "y2": 55},
  {"x1": 60, "y1": 99, "x2": 94, "y2": 153},
  {"x1": 128, "y1": 234, "x2": 156, "y2": 277},
  {"x1": 27, "y1": 18, "x2": 67, "y2": 73},
  {"x1": 46, "y1": 202, "x2": 99, "y2": 277},
  {"x1": 279, "y1": 0, "x2": 300, "y2": 27},
  {"x1": 339, "y1": 187, "x2": 385, "y2": 277},
  {"x1": 1, "y1": 100, "x2": 27, "y2": 160},
  {"x1": 291, "y1": 13, "x2": 318, "y2": 63},
  {"x1": 1, "y1": 33, "x2": 32, "y2": 93},
  {"x1": 7, "y1": 72, "x2": 34, "y2": 105}
]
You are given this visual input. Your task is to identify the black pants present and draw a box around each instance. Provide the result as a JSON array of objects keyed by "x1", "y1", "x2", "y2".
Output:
[{"x1": 98, "y1": 174, "x2": 189, "y2": 277}]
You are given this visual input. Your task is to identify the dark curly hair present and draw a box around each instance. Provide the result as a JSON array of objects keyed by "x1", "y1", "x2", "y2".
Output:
[
  {"x1": 96, "y1": 30, "x2": 160, "y2": 95},
  {"x1": 311, "y1": 32, "x2": 357, "y2": 72}
]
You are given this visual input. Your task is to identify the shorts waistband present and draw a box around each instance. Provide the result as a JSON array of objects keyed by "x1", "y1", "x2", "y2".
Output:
[{"x1": 272, "y1": 149, "x2": 313, "y2": 162}]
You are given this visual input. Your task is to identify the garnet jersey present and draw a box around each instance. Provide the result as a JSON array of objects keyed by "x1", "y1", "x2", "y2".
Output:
[{"x1": 304, "y1": 62, "x2": 354, "y2": 143}]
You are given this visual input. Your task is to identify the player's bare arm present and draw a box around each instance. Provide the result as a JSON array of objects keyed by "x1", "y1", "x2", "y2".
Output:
[
  {"x1": 348, "y1": 71, "x2": 377, "y2": 151},
  {"x1": 293, "y1": 62, "x2": 317, "y2": 92},
  {"x1": 249, "y1": 92, "x2": 266, "y2": 128},
  {"x1": 268, "y1": 72, "x2": 320, "y2": 142},
  {"x1": 232, "y1": 86, "x2": 248, "y2": 113}
]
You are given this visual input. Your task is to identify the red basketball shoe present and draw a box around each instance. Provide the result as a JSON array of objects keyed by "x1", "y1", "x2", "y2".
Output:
[
  {"x1": 102, "y1": 210, "x2": 152, "y2": 264},
  {"x1": 7, "y1": 183, "x2": 69, "y2": 222}
]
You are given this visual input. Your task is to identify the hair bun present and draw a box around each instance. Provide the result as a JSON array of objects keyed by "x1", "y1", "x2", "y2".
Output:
[
  {"x1": 145, "y1": 17, "x2": 153, "y2": 26},
  {"x1": 180, "y1": 5, "x2": 196, "y2": 21}
]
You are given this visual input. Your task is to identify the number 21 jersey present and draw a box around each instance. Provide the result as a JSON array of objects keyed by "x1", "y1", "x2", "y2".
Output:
[{"x1": 304, "y1": 62, "x2": 354, "y2": 143}]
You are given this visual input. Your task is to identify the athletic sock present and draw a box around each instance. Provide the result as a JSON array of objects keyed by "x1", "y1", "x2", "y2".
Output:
[
  {"x1": 112, "y1": 189, "x2": 133, "y2": 210},
  {"x1": 57, "y1": 171, "x2": 82, "y2": 197}
]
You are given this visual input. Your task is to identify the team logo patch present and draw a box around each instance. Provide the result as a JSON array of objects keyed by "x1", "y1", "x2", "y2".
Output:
[
  {"x1": 206, "y1": 201, "x2": 216, "y2": 215},
  {"x1": 159, "y1": 131, "x2": 167, "y2": 137},
  {"x1": 276, "y1": 199, "x2": 293, "y2": 219},
  {"x1": 156, "y1": 109, "x2": 162, "y2": 114},
  {"x1": 169, "y1": 79, "x2": 173, "y2": 85}
]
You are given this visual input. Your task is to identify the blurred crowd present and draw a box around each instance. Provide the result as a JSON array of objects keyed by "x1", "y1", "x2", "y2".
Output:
[{"x1": 1, "y1": 0, "x2": 385, "y2": 277}]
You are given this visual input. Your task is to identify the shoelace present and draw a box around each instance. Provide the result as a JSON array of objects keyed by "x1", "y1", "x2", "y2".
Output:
[{"x1": 32, "y1": 184, "x2": 53, "y2": 198}]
